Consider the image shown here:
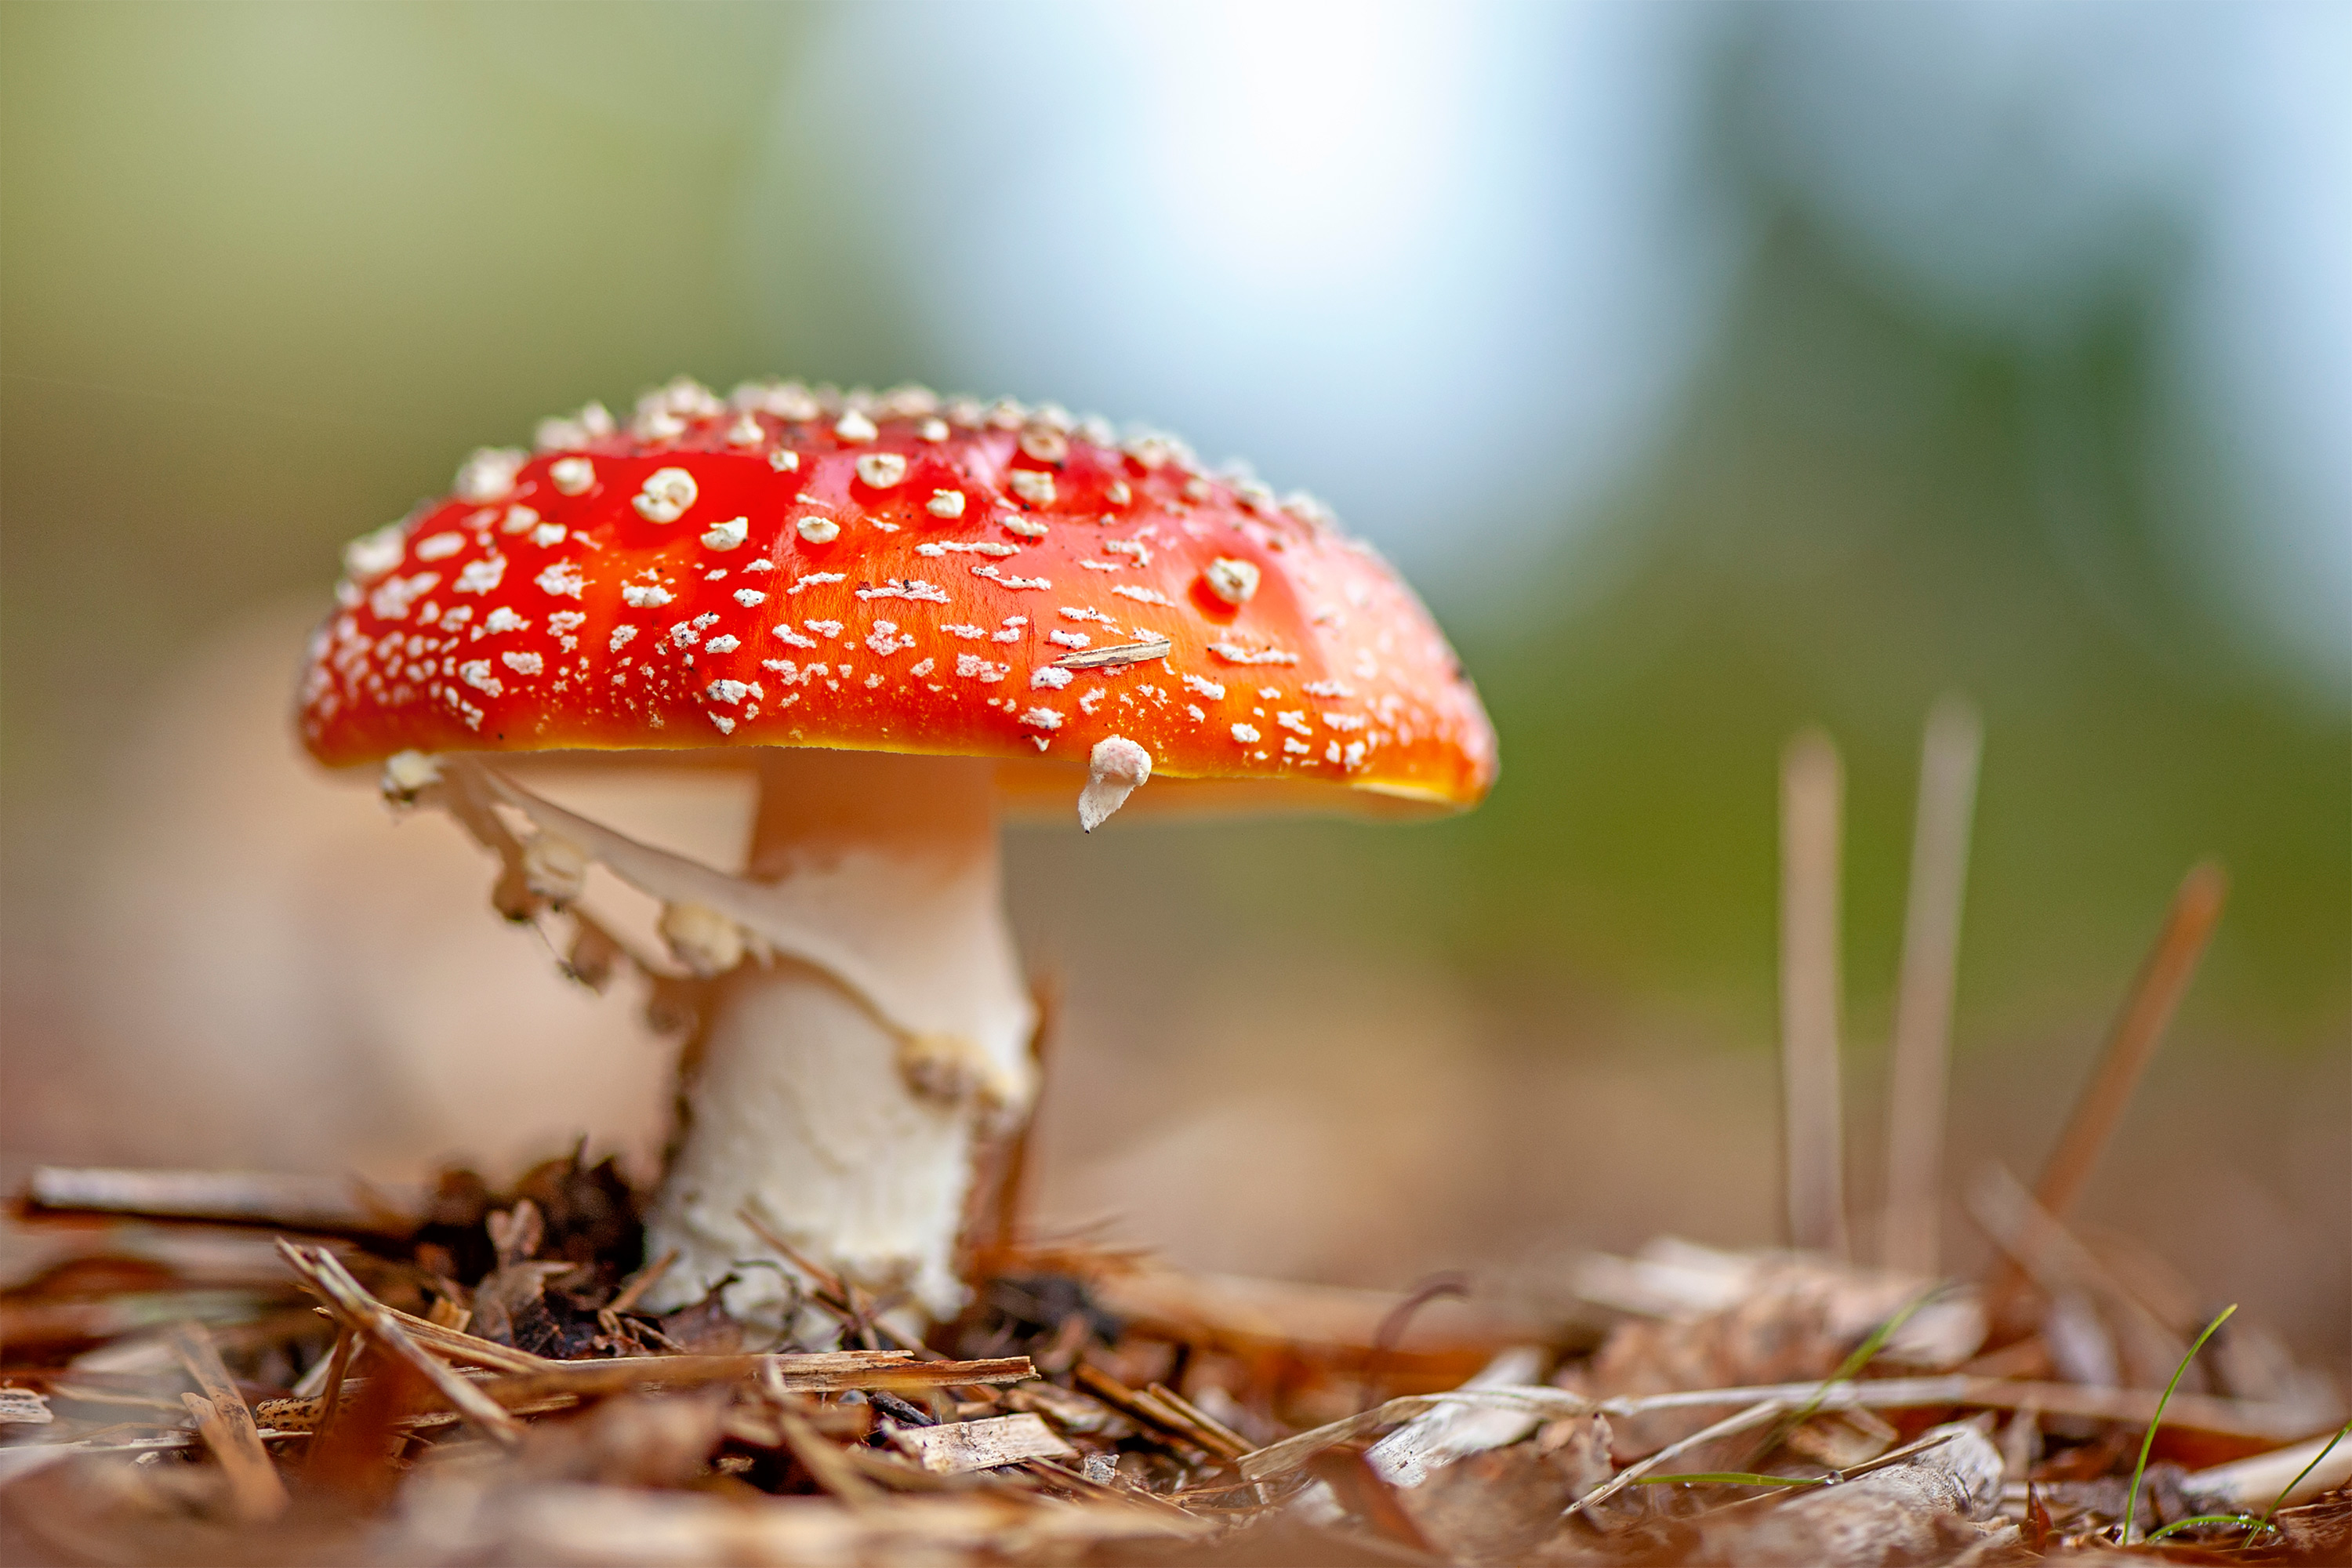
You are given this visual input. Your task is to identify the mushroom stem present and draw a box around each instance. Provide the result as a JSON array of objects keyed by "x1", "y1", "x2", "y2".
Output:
[{"x1": 640, "y1": 751, "x2": 1035, "y2": 1327}]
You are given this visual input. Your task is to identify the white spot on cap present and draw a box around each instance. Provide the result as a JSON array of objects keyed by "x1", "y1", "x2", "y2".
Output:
[
  {"x1": 1049, "y1": 630, "x2": 1091, "y2": 649},
  {"x1": 502, "y1": 651, "x2": 543, "y2": 676},
  {"x1": 1019, "y1": 706, "x2": 1065, "y2": 730},
  {"x1": 1230, "y1": 722, "x2": 1261, "y2": 743},
  {"x1": 857, "y1": 579, "x2": 949, "y2": 603},
  {"x1": 787, "y1": 573, "x2": 844, "y2": 594},
  {"x1": 634, "y1": 407, "x2": 686, "y2": 442},
  {"x1": 726, "y1": 412, "x2": 764, "y2": 446},
  {"x1": 1203, "y1": 557, "x2": 1261, "y2": 605},
  {"x1": 704, "y1": 633, "x2": 741, "y2": 653},
  {"x1": 609, "y1": 626, "x2": 639, "y2": 652},
  {"x1": 797, "y1": 516, "x2": 840, "y2": 544},
  {"x1": 918, "y1": 418, "x2": 949, "y2": 442},
  {"x1": 1078, "y1": 735, "x2": 1152, "y2": 831},
  {"x1": 634, "y1": 467, "x2": 698, "y2": 523},
  {"x1": 917, "y1": 539, "x2": 1018, "y2": 557},
  {"x1": 1008, "y1": 470, "x2": 1056, "y2": 507},
  {"x1": 483, "y1": 607, "x2": 528, "y2": 634},
  {"x1": 455, "y1": 448, "x2": 525, "y2": 503},
  {"x1": 622, "y1": 583, "x2": 673, "y2": 608},
  {"x1": 550, "y1": 457, "x2": 596, "y2": 495},
  {"x1": 532, "y1": 522, "x2": 568, "y2": 548},
  {"x1": 1183, "y1": 674, "x2": 1225, "y2": 701},
  {"x1": 833, "y1": 410, "x2": 878, "y2": 443},
  {"x1": 1210, "y1": 640, "x2": 1298, "y2": 666},
  {"x1": 855, "y1": 452, "x2": 908, "y2": 488},
  {"x1": 500, "y1": 505, "x2": 541, "y2": 534},
  {"x1": 455, "y1": 555, "x2": 508, "y2": 594},
  {"x1": 769, "y1": 448, "x2": 800, "y2": 473},
  {"x1": 956, "y1": 653, "x2": 1009, "y2": 682},
  {"x1": 535, "y1": 561, "x2": 583, "y2": 598},
  {"x1": 734, "y1": 588, "x2": 767, "y2": 608},
  {"x1": 1018, "y1": 426, "x2": 1068, "y2": 463},
  {"x1": 927, "y1": 489, "x2": 966, "y2": 519},
  {"x1": 1002, "y1": 517, "x2": 1049, "y2": 539},
  {"x1": 458, "y1": 659, "x2": 503, "y2": 696},
  {"x1": 415, "y1": 532, "x2": 466, "y2": 561},
  {"x1": 702, "y1": 517, "x2": 750, "y2": 550},
  {"x1": 1031, "y1": 666, "x2": 1073, "y2": 690},
  {"x1": 1110, "y1": 584, "x2": 1171, "y2": 607},
  {"x1": 343, "y1": 524, "x2": 406, "y2": 582}
]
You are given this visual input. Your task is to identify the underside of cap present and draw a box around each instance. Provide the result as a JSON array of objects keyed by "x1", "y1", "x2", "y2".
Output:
[
  {"x1": 356, "y1": 746, "x2": 1472, "y2": 826},
  {"x1": 299, "y1": 380, "x2": 1497, "y2": 815}
]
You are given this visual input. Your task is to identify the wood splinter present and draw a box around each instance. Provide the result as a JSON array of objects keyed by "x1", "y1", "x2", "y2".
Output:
[{"x1": 168, "y1": 1319, "x2": 289, "y2": 1523}]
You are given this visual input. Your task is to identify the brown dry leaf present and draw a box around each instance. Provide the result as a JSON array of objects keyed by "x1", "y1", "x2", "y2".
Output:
[
  {"x1": 1400, "y1": 1443, "x2": 1582, "y2": 1563},
  {"x1": 1694, "y1": 1421, "x2": 2004, "y2": 1566},
  {"x1": 1586, "y1": 1250, "x2": 1980, "y2": 1457}
]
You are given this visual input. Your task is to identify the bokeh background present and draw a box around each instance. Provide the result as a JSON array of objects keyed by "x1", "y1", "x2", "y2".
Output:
[{"x1": 3, "y1": 3, "x2": 2344, "y2": 1367}]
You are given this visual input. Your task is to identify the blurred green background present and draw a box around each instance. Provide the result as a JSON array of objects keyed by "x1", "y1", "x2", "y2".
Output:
[{"x1": 2, "y1": 3, "x2": 2344, "y2": 1348}]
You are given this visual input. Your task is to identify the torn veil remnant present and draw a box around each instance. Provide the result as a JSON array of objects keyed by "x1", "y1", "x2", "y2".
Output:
[{"x1": 296, "y1": 378, "x2": 1495, "y2": 1327}]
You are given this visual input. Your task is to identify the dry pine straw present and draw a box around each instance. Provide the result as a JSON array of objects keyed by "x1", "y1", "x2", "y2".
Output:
[{"x1": 0, "y1": 1154, "x2": 2346, "y2": 1567}]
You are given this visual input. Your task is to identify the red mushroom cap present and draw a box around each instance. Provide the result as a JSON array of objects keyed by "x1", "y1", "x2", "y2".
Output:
[{"x1": 299, "y1": 382, "x2": 1497, "y2": 814}]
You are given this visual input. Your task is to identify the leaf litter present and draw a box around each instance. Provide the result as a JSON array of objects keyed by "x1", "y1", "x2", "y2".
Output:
[{"x1": 3, "y1": 721, "x2": 2346, "y2": 1565}]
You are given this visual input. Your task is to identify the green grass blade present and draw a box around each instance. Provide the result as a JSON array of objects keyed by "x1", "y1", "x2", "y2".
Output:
[
  {"x1": 2245, "y1": 1416, "x2": 2352, "y2": 1547},
  {"x1": 2122, "y1": 1303, "x2": 2234, "y2": 1545},
  {"x1": 1755, "y1": 1285, "x2": 1940, "y2": 1461},
  {"x1": 2146, "y1": 1512, "x2": 2268, "y2": 1543}
]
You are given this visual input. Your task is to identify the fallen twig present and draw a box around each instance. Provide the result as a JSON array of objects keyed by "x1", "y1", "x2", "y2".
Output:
[
  {"x1": 2027, "y1": 861, "x2": 2227, "y2": 1228},
  {"x1": 167, "y1": 1319, "x2": 289, "y2": 1523},
  {"x1": 275, "y1": 1240, "x2": 524, "y2": 1446}
]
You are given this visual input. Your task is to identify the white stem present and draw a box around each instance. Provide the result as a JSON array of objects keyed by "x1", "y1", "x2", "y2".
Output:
[{"x1": 640, "y1": 752, "x2": 1035, "y2": 1325}]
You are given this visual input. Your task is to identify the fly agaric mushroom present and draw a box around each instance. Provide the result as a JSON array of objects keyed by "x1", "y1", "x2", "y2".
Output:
[{"x1": 298, "y1": 378, "x2": 1495, "y2": 1325}]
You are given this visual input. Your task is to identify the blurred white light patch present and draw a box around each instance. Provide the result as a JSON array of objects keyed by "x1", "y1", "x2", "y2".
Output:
[
  {"x1": 746, "y1": 1, "x2": 1733, "y2": 591},
  {"x1": 2170, "y1": 2, "x2": 2352, "y2": 702},
  {"x1": 1744, "y1": 1, "x2": 2351, "y2": 700}
]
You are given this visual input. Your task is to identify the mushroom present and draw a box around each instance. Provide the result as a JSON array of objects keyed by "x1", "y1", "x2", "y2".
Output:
[{"x1": 296, "y1": 379, "x2": 1496, "y2": 1327}]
